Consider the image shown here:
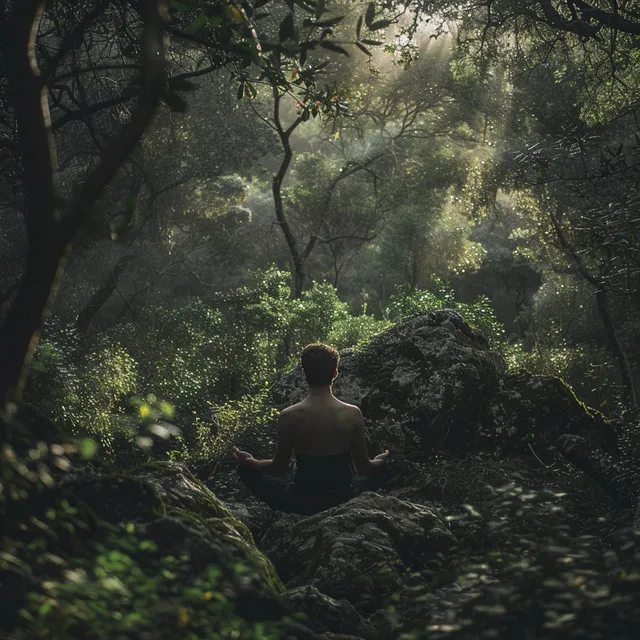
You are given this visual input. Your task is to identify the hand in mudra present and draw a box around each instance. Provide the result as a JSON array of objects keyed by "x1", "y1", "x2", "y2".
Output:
[
  {"x1": 374, "y1": 449, "x2": 390, "y2": 463},
  {"x1": 231, "y1": 446, "x2": 254, "y2": 464}
]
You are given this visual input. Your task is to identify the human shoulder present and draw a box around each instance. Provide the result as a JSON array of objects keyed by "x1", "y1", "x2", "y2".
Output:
[
  {"x1": 280, "y1": 401, "x2": 305, "y2": 416},
  {"x1": 335, "y1": 399, "x2": 363, "y2": 419},
  {"x1": 278, "y1": 402, "x2": 304, "y2": 426}
]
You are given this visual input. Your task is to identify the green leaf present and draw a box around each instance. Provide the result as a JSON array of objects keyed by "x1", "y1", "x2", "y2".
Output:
[
  {"x1": 365, "y1": 2, "x2": 375, "y2": 27},
  {"x1": 279, "y1": 14, "x2": 296, "y2": 42},
  {"x1": 245, "y1": 82, "x2": 257, "y2": 100},
  {"x1": 78, "y1": 439, "x2": 98, "y2": 460},
  {"x1": 159, "y1": 401, "x2": 175, "y2": 417},
  {"x1": 370, "y1": 19, "x2": 391, "y2": 30},
  {"x1": 187, "y1": 15, "x2": 208, "y2": 33},
  {"x1": 320, "y1": 41, "x2": 349, "y2": 56}
]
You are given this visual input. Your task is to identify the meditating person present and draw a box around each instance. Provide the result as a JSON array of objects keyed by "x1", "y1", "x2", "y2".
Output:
[{"x1": 231, "y1": 342, "x2": 390, "y2": 515}]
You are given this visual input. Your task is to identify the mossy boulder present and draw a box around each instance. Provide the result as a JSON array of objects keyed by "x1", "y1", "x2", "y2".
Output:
[
  {"x1": 64, "y1": 461, "x2": 285, "y2": 595},
  {"x1": 258, "y1": 492, "x2": 456, "y2": 614},
  {"x1": 488, "y1": 371, "x2": 616, "y2": 453}
]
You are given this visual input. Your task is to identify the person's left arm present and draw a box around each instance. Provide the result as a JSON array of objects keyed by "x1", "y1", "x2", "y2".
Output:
[{"x1": 231, "y1": 413, "x2": 293, "y2": 477}]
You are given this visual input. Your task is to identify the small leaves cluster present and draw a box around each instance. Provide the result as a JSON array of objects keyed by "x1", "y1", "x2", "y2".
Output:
[
  {"x1": 18, "y1": 536, "x2": 287, "y2": 640},
  {"x1": 422, "y1": 483, "x2": 640, "y2": 640},
  {"x1": 27, "y1": 326, "x2": 138, "y2": 455}
]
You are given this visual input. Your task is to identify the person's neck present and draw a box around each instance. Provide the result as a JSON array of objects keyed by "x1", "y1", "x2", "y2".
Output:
[{"x1": 307, "y1": 385, "x2": 333, "y2": 398}]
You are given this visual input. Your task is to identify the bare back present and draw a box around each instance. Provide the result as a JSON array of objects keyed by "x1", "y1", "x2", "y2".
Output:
[{"x1": 281, "y1": 395, "x2": 360, "y2": 456}]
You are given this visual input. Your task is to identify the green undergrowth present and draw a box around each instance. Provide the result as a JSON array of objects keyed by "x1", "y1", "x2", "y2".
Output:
[
  {"x1": 410, "y1": 484, "x2": 640, "y2": 640},
  {"x1": 0, "y1": 423, "x2": 297, "y2": 640}
]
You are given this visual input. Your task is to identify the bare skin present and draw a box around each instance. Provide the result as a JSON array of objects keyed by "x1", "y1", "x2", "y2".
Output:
[{"x1": 232, "y1": 369, "x2": 389, "y2": 477}]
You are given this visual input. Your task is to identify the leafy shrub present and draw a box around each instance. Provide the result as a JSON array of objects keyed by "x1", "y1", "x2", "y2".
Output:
[
  {"x1": 26, "y1": 325, "x2": 137, "y2": 454},
  {"x1": 387, "y1": 285, "x2": 506, "y2": 347},
  {"x1": 328, "y1": 313, "x2": 392, "y2": 350},
  {"x1": 19, "y1": 535, "x2": 290, "y2": 640},
  {"x1": 177, "y1": 388, "x2": 278, "y2": 464},
  {"x1": 0, "y1": 414, "x2": 295, "y2": 640},
  {"x1": 286, "y1": 280, "x2": 349, "y2": 355},
  {"x1": 110, "y1": 268, "x2": 349, "y2": 413}
]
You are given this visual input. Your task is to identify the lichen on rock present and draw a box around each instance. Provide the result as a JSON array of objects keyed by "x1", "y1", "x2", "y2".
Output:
[{"x1": 258, "y1": 492, "x2": 457, "y2": 614}]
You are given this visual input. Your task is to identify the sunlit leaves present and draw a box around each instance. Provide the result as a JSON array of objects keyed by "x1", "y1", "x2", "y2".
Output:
[
  {"x1": 387, "y1": 286, "x2": 505, "y2": 347},
  {"x1": 77, "y1": 439, "x2": 98, "y2": 460},
  {"x1": 27, "y1": 334, "x2": 138, "y2": 456}
]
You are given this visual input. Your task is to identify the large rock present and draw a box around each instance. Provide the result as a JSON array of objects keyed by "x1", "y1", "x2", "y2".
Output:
[
  {"x1": 261, "y1": 310, "x2": 615, "y2": 457},
  {"x1": 257, "y1": 492, "x2": 457, "y2": 614},
  {"x1": 282, "y1": 586, "x2": 378, "y2": 639},
  {"x1": 64, "y1": 462, "x2": 286, "y2": 597},
  {"x1": 489, "y1": 371, "x2": 615, "y2": 453}
]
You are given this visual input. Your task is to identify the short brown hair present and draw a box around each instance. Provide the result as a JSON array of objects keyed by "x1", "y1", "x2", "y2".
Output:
[{"x1": 301, "y1": 343, "x2": 339, "y2": 387}]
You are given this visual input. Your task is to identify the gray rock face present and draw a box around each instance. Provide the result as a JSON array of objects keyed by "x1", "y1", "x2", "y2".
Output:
[
  {"x1": 263, "y1": 310, "x2": 614, "y2": 457},
  {"x1": 282, "y1": 585, "x2": 378, "y2": 639},
  {"x1": 258, "y1": 492, "x2": 457, "y2": 614}
]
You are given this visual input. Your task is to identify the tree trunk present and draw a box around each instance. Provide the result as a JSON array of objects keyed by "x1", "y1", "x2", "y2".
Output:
[
  {"x1": 0, "y1": 281, "x2": 20, "y2": 308},
  {"x1": 77, "y1": 253, "x2": 135, "y2": 333},
  {"x1": 549, "y1": 210, "x2": 637, "y2": 406},
  {"x1": 292, "y1": 262, "x2": 305, "y2": 299},
  {"x1": 594, "y1": 289, "x2": 637, "y2": 406},
  {"x1": 0, "y1": 245, "x2": 68, "y2": 400}
]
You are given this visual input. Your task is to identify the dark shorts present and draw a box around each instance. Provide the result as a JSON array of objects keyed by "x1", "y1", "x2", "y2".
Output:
[{"x1": 237, "y1": 465, "x2": 390, "y2": 515}]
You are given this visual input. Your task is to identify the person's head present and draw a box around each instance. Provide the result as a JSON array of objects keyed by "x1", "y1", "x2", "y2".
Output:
[{"x1": 301, "y1": 343, "x2": 339, "y2": 388}]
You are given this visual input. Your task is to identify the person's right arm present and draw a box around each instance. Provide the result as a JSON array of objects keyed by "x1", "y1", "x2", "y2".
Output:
[{"x1": 350, "y1": 407, "x2": 389, "y2": 475}]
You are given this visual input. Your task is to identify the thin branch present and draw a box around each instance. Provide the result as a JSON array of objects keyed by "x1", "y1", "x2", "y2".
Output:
[
  {"x1": 52, "y1": 93, "x2": 140, "y2": 130},
  {"x1": 42, "y1": 0, "x2": 112, "y2": 81},
  {"x1": 65, "y1": 0, "x2": 167, "y2": 236}
]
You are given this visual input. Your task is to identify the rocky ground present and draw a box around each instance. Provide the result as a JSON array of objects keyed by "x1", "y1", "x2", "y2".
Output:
[{"x1": 3, "y1": 310, "x2": 640, "y2": 639}]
